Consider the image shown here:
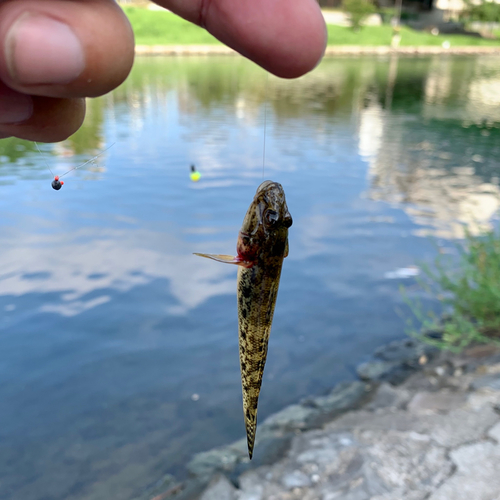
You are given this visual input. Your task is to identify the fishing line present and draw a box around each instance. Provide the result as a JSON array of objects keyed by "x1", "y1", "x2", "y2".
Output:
[
  {"x1": 35, "y1": 141, "x2": 115, "y2": 190},
  {"x1": 262, "y1": 72, "x2": 269, "y2": 180},
  {"x1": 59, "y1": 143, "x2": 115, "y2": 178},
  {"x1": 34, "y1": 142, "x2": 54, "y2": 177}
]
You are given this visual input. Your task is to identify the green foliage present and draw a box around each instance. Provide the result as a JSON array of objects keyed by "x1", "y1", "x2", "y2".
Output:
[
  {"x1": 342, "y1": 0, "x2": 376, "y2": 30},
  {"x1": 379, "y1": 7, "x2": 397, "y2": 24},
  {"x1": 462, "y1": 0, "x2": 500, "y2": 23},
  {"x1": 404, "y1": 230, "x2": 500, "y2": 352}
]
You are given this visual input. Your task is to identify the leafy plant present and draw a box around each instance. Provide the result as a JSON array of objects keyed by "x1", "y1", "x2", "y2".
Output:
[
  {"x1": 461, "y1": 0, "x2": 500, "y2": 23},
  {"x1": 342, "y1": 0, "x2": 377, "y2": 31},
  {"x1": 404, "y1": 229, "x2": 500, "y2": 352},
  {"x1": 379, "y1": 7, "x2": 397, "y2": 24}
]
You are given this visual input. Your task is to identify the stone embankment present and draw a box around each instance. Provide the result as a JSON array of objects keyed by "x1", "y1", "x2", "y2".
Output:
[
  {"x1": 142, "y1": 340, "x2": 500, "y2": 500},
  {"x1": 135, "y1": 45, "x2": 500, "y2": 57}
]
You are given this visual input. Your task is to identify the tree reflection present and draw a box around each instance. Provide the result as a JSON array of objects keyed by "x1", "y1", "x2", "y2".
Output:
[{"x1": 2, "y1": 55, "x2": 499, "y2": 237}]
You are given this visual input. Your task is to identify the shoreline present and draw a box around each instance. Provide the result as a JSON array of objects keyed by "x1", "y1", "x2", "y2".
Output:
[
  {"x1": 135, "y1": 45, "x2": 500, "y2": 56},
  {"x1": 138, "y1": 339, "x2": 500, "y2": 500}
]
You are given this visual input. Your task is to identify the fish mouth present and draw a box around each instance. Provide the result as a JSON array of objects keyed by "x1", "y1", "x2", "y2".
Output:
[{"x1": 240, "y1": 229, "x2": 258, "y2": 239}]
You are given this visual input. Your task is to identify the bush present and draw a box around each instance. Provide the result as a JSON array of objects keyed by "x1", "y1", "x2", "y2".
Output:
[
  {"x1": 343, "y1": 0, "x2": 377, "y2": 30},
  {"x1": 405, "y1": 229, "x2": 500, "y2": 352},
  {"x1": 379, "y1": 7, "x2": 397, "y2": 24},
  {"x1": 462, "y1": 0, "x2": 500, "y2": 23}
]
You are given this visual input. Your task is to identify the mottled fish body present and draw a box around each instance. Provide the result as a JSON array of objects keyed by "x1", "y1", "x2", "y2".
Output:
[{"x1": 195, "y1": 180, "x2": 292, "y2": 458}]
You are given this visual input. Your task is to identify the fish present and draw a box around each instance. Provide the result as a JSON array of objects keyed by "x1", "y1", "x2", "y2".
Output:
[{"x1": 195, "y1": 180, "x2": 292, "y2": 459}]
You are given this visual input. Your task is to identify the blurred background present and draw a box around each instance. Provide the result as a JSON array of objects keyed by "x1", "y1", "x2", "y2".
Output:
[{"x1": 1, "y1": 6, "x2": 500, "y2": 500}]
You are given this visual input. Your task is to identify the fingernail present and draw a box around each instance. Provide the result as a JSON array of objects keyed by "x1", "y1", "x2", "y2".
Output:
[
  {"x1": 0, "y1": 91, "x2": 33, "y2": 124},
  {"x1": 5, "y1": 13, "x2": 85, "y2": 85}
]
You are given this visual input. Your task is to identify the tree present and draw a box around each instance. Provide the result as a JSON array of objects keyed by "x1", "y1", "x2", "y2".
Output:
[
  {"x1": 342, "y1": 0, "x2": 377, "y2": 30},
  {"x1": 462, "y1": 0, "x2": 500, "y2": 22}
]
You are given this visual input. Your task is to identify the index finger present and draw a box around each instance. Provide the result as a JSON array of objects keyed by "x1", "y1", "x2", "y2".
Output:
[{"x1": 157, "y1": 0, "x2": 327, "y2": 78}]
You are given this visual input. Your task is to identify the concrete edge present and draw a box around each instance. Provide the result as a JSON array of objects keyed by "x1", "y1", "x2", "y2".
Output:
[{"x1": 135, "y1": 45, "x2": 500, "y2": 56}]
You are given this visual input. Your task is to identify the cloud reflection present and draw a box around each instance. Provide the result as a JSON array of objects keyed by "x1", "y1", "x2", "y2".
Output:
[{"x1": 0, "y1": 227, "x2": 236, "y2": 316}]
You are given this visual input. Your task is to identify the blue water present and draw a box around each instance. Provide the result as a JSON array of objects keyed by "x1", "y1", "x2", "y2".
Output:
[{"x1": 1, "y1": 55, "x2": 500, "y2": 500}]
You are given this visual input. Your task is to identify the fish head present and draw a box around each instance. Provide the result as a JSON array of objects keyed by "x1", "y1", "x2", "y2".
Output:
[{"x1": 237, "y1": 181, "x2": 292, "y2": 263}]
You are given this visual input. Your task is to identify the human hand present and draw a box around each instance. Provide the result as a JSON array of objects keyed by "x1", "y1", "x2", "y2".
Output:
[{"x1": 0, "y1": 0, "x2": 326, "y2": 143}]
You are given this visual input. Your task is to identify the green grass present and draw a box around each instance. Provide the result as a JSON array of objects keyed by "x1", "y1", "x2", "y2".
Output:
[
  {"x1": 124, "y1": 6, "x2": 499, "y2": 46},
  {"x1": 123, "y1": 7, "x2": 221, "y2": 45},
  {"x1": 326, "y1": 24, "x2": 500, "y2": 46},
  {"x1": 405, "y1": 230, "x2": 500, "y2": 352}
]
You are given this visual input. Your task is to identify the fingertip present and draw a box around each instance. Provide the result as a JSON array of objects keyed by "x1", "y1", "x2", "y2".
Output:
[
  {"x1": 203, "y1": 0, "x2": 327, "y2": 79},
  {"x1": 0, "y1": 0, "x2": 134, "y2": 98},
  {"x1": 0, "y1": 95, "x2": 85, "y2": 142}
]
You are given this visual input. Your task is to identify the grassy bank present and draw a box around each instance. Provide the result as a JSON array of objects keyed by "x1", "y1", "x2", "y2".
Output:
[
  {"x1": 123, "y1": 6, "x2": 500, "y2": 47},
  {"x1": 124, "y1": 7, "x2": 220, "y2": 45},
  {"x1": 406, "y1": 230, "x2": 500, "y2": 352},
  {"x1": 326, "y1": 25, "x2": 500, "y2": 46}
]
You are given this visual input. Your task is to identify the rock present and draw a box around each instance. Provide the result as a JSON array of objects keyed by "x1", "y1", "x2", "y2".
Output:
[
  {"x1": 467, "y1": 387, "x2": 500, "y2": 411},
  {"x1": 430, "y1": 406, "x2": 499, "y2": 448},
  {"x1": 226, "y1": 437, "x2": 249, "y2": 457},
  {"x1": 483, "y1": 362, "x2": 500, "y2": 374},
  {"x1": 463, "y1": 344, "x2": 500, "y2": 359},
  {"x1": 357, "y1": 338, "x2": 440, "y2": 385},
  {"x1": 429, "y1": 442, "x2": 500, "y2": 500},
  {"x1": 374, "y1": 339, "x2": 437, "y2": 364},
  {"x1": 237, "y1": 470, "x2": 265, "y2": 500},
  {"x1": 357, "y1": 360, "x2": 414, "y2": 385},
  {"x1": 262, "y1": 382, "x2": 372, "y2": 436},
  {"x1": 407, "y1": 391, "x2": 467, "y2": 414},
  {"x1": 361, "y1": 429, "x2": 452, "y2": 496},
  {"x1": 294, "y1": 431, "x2": 349, "y2": 465},
  {"x1": 302, "y1": 381, "x2": 372, "y2": 420},
  {"x1": 372, "y1": 489, "x2": 428, "y2": 500},
  {"x1": 186, "y1": 446, "x2": 245, "y2": 479},
  {"x1": 281, "y1": 469, "x2": 312, "y2": 489},
  {"x1": 366, "y1": 383, "x2": 411, "y2": 411},
  {"x1": 470, "y1": 373, "x2": 500, "y2": 391},
  {"x1": 199, "y1": 475, "x2": 237, "y2": 500},
  {"x1": 229, "y1": 432, "x2": 293, "y2": 484},
  {"x1": 487, "y1": 421, "x2": 500, "y2": 443},
  {"x1": 433, "y1": 365, "x2": 448, "y2": 377},
  {"x1": 261, "y1": 404, "x2": 319, "y2": 432},
  {"x1": 325, "y1": 487, "x2": 370, "y2": 500},
  {"x1": 250, "y1": 433, "x2": 292, "y2": 466}
]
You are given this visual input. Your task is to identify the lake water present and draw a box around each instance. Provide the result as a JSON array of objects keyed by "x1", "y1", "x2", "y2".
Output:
[{"x1": 1, "y1": 55, "x2": 500, "y2": 500}]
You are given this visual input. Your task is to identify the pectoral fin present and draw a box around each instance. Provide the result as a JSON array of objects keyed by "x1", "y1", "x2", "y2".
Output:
[{"x1": 194, "y1": 253, "x2": 253, "y2": 268}]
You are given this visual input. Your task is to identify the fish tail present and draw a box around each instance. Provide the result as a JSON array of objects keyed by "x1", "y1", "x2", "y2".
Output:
[{"x1": 243, "y1": 397, "x2": 258, "y2": 459}]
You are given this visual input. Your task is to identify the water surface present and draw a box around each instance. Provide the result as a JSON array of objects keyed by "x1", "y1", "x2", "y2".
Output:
[{"x1": 1, "y1": 55, "x2": 500, "y2": 500}]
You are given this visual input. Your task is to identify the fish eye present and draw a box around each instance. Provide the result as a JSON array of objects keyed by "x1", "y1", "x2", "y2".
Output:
[{"x1": 264, "y1": 209, "x2": 279, "y2": 226}]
